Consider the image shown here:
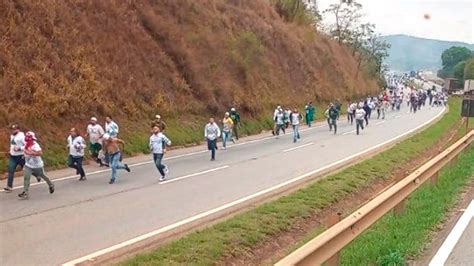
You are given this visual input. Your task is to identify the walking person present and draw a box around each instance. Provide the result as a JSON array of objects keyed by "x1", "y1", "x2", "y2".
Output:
[
  {"x1": 86, "y1": 117, "x2": 104, "y2": 165},
  {"x1": 355, "y1": 104, "x2": 366, "y2": 135},
  {"x1": 149, "y1": 126, "x2": 171, "y2": 181},
  {"x1": 222, "y1": 112, "x2": 234, "y2": 149},
  {"x1": 18, "y1": 131, "x2": 55, "y2": 199},
  {"x1": 102, "y1": 134, "x2": 131, "y2": 184},
  {"x1": 4, "y1": 124, "x2": 39, "y2": 192},
  {"x1": 67, "y1": 128, "x2": 87, "y2": 181},
  {"x1": 229, "y1": 107, "x2": 241, "y2": 140},
  {"x1": 324, "y1": 105, "x2": 331, "y2": 131},
  {"x1": 363, "y1": 101, "x2": 371, "y2": 126},
  {"x1": 290, "y1": 108, "x2": 302, "y2": 143},
  {"x1": 272, "y1": 106, "x2": 281, "y2": 136},
  {"x1": 305, "y1": 102, "x2": 316, "y2": 127},
  {"x1": 204, "y1": 118, "x2": 221, "y2": 161}
]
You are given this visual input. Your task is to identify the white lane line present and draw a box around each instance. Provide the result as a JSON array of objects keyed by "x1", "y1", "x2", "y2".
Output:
[
  {"x1": 2, "y1": 125, "x2": 327, "y2": 193},
  {"x1": 63, "y1": 107, "x2": 446, "y2": 266},
  {"x1": 159, "y1": 166, "x2": 229, "y2": 185},
  {"x1": 429, "y1": 200, "x2": 474, "y2": 266},
  {"x1": 395, "y1": 115, "x2": 402, "y2": 118},
  {"x1": 283, "y1": 142, "x2": 314, "y2": 153},
  {"x1": 375, "y1": 121, "x2": 386, "y2": 125},
  {"x1": 343, "y1": 130, "x2": 356, "y2": 135}
]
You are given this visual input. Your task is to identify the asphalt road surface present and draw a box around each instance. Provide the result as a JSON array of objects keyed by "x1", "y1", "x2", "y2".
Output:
[{"x1": 0, "y1": 103, "x2": 445, "y2": 265}]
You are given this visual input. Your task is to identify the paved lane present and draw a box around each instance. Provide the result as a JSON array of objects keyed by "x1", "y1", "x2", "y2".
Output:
[{"x1": 0, "y1": 104, "x2": 445, "y2": 265}]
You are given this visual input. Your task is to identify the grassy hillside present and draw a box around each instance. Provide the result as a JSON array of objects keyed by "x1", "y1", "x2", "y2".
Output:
[
  {"x1": 382, "y1": 34, "x2": 474, "y2": 71},
  {"x1": 0, "y1": 0, "x2": 379, "y2": 170}
]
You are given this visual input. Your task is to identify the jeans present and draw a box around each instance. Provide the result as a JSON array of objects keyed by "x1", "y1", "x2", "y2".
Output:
[
  {"x1": 275, "y1": 124, "x2": 285, "y2": 136},
  {"x1": 207, "y1": 139, "x2": 217, "y2": 159},
  {"x1": 7, "y1": 155, "x2": 25, "y2": 188},
  {"x1": 153, "y1": 153, "x2": 165, "y2": 176},
  {"x1": 67, "y1": 155, "x2": 85, "y2": 177},
  {"x1": 110, "y1": 152, "x2": 126, "y2": 181},
  {"x1": 222, "y1": 131, "x2": 232, "y2": 148},
  {"x1": 292, "y1": 125, "x2": 300, "y2": 142},
  {"x1": 23, "y1": 166, "x2": 53, "y2": 193},
  {"x1": 356, "y1": 119, "x2": 364, "y2": 135}
]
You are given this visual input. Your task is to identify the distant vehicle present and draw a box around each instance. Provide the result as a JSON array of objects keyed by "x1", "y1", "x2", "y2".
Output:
[
  {"x1": 409, "y1": 70, "x2": 417, "y2": 78},
  {"x1": 444, "y1": 78, "x2": 463, "y2": 94},
  {"x1": 464, "y1": 80, "x2": 474, "y2": 92}
]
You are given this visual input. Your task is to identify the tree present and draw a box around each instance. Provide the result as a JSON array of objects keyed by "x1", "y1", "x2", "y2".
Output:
[
  {"x1": 324, "y1": 1, "x2": 362, "y2": 44},
  {"x1": 441, "y1": 46, "x2": 471, "y2": 68},
  {"x1": 464, "y1": 58, "x2": 474, "y2": 80},
  {"x1": 453, "y1": 61, "x2": 466, "y2": 80}
]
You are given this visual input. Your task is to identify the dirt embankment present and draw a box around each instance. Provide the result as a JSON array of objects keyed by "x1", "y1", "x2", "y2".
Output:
[{"x1": 0, "y1": 0, "x2": 379, "y2": 152}]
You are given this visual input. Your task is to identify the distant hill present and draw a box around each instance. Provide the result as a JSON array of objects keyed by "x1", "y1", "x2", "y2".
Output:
[{"x1": 381, "y1": 34, "x2": 474, "y2": 72}]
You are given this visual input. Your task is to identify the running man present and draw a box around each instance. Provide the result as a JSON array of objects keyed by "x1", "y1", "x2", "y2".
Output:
[
  {"x1": 290, "y1": 108, "x2": 302, "y2": 143},
  {"x1": 86, "y1": 117, "x2": 104, "y2": 165},
  {"x1": 355, "y1": 104, "x2": 366, "y2": 135},
  {"x1": 328, "y1": 104, "x2": 339, "y2": 134},
  {"x1": 102, "y1": 134, "x2": 130, "y2": 184},
  {"x1": 222, "y1": 112, "x2": 234, "y2": 149},
  {"x1": 230, "y1": 107, "x2": 241, "y2": 140},
  {"x1": 4, "y1": 124, "x2": 39, "y2": 192},
  {"x1": 105, "y1": 115, "x2": 119, "y2": 138},
  {"x1": 205, "y1": 118, "x2": 221, "y2": 161},
  {"x1": 67, "y1": 128, "x2": 87, "y2": 181},
  {"x1": 18, "y1": 131, "x2": 54, "y2": 199},
  {"x1": 149, "y1": 126, "x2": 171, "y2": 181},
  {"x1": 275, "y1": 109, "x2": 285, "y2": 137}
]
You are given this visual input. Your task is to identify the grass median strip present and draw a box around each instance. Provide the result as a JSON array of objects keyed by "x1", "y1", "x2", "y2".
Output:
[
  {"x1": 122, "y1": 100, "x2": 461, "y2": 265},
  {"x1": 341, "y1": 145, "x2": 474, "y2": 265}
]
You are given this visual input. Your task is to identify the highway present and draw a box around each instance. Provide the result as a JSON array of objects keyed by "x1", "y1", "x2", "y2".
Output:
[{"x1": 0, "y1": 104, "x2": 445, "y2": 265}]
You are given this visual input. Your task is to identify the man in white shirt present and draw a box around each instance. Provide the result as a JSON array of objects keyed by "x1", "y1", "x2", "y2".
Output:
[
  {"x1": 18, "y1": 131, "x2": 54, "y2": 199},
  {"x1": 67, "y1": 128, "x2": 87, "y2": 181},
  {"x1": 5, "y1": 125, "x2": 27, "y2": 192},
  {"x1": 85, "y1": 117, "x2": 104, "y2": 165},
  {"x1": 355, "y1": 104, "x2": 366, "y2": 135}
]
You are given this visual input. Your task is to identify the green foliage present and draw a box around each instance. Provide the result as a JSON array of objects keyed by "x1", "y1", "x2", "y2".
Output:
[
  {"x1": 464, "y1": 57, "x2": 474, "y2": 80},
  {"x1": 376, "y1": 250, "x2": 405, "y2": 266},
  {"x1": 122, "y1": 99, "x2": 462, "y2": 265},
  {"x1": 228, "y1": 31, "x2": 265, "y2": 77},
  {"x1": 441, "y1": 46, "x2": 472, "y2": 68},
  {"x1": 453, "y1": 61, "x2": 466, "y2": 80}
]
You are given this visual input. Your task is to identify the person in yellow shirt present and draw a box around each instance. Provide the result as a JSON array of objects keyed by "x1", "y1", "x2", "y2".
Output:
[{"x1": 222, "y1": 112, "x2": 235, "y2": 149}]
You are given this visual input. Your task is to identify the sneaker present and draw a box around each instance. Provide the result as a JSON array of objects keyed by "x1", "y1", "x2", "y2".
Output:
[
  {"x1": 163, "y1": 165, "x2": 169, "y2": 175},
  {"x1": 3, "y1": 187, "x2": 13, "y2": 193},
  {"x1": 49, "y1": 186, "x2": 55, "y2": 194},
  {"x1": 109, "y1": 179, "x2": 115, "y2": 184},
  {"x1": 125, "y1": 164, "x2": 131, "y2": 173},
  {"x1": 159, "y1": 176, "x2": 166, "y2": 182},
  {"x1": 79, "y1": 176, "x2": 87, "y2": 181},
  {"x1": 231, "y1": 138, "x2": 235, "y2": 144},
  {"x1": 18, "y1": 191, "x2": 29, "y2": 200}
]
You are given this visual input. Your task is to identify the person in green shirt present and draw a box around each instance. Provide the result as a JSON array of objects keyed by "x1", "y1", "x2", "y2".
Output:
[
  {"x1": 229, "y1": 107, "x2": 241, "y2": 140},
  {"x1": 305, "y1": 102, "x2": 316, "y2": 127}
]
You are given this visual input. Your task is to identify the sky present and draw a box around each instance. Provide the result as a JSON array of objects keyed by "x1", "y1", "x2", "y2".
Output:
[{"x1": 317, "y1": 0, "x2": 473, "y2": 44}]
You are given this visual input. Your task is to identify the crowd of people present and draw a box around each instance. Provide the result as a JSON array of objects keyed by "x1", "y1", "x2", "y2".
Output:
[{"x1": 4, "y1": 83, "x2": 444, "y2": 199}]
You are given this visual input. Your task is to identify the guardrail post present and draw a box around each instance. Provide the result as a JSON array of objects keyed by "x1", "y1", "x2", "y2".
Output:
[
  {"x1": 326, "y1": 213, "x2": 342, "y2": 266},
  {"x1": 430, "y1": 172, "x2": 439, "y2": 184},
  {"x1": 394, "y1": 200, "x2": 405, "y2": 215}
]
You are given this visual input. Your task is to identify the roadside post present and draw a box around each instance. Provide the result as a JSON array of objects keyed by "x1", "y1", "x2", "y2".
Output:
[{"x1": 461, "y1": 90, "x2": 474, "y2": 131}]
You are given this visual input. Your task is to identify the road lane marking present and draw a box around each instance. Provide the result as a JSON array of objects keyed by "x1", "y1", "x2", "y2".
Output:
[
  {"x1": 395, "y1": 115, "x2": 402, "y2": 118},
  {"x1": 375, "y1": 121, "x2": 386, "y2": 125},
  {"x1": 159, "y1": 165, "x2": 229, "y2": 185},
  {"x1": 343, "y1": 130, "x2": 356, "y2": 135},
  {"x1": 1, "y1": 125, "x2": 326, "y2": 193},
  {"x1": 63, "y1": 106, "x2": 446, "y2": 266},
  {"x1": 429, "y1": 200, "x2": 474, "y2": 266},
  {"x1": 283, "y1": 142, "x2": 314, "y2": 152}
]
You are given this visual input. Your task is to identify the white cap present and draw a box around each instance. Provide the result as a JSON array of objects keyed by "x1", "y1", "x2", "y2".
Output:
[
  {"x1": 277, "y1": 105, "x2": 281, "y2": 109},
  {"x1": 231, "y1": 108, "x2": 236, "y2": 111},
  {"x1": 25, "y1": 131, "x2": 37, "y2": 140},
  {"x1": 225, "y1": 112, "x2": 230, "y2": 116},
  {"x1": 102, "y1": 133, "x2": 111, "y2": 140},
  {"x1": 155, "y1": 115, "x2": 161, "y2": 119},
  {"x1": 90, "y1": 117, "x2": 97, "y2": 122}
]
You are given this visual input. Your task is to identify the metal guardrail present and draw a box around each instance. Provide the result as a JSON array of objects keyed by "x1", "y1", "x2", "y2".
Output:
[{"x1": 276, "y1": 130, "x2": 474, "y2": 266}]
